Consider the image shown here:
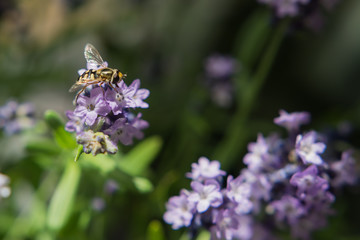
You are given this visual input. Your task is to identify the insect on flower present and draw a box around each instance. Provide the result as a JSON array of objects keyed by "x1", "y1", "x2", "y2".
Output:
[{"x1": 69, "y1": 43, "x2": 127, "y2": 104}]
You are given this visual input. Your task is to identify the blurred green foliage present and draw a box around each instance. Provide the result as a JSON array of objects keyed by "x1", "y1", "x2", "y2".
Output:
[{"x1": 1, "y1": 0, "x2": 360, "y2": 239}]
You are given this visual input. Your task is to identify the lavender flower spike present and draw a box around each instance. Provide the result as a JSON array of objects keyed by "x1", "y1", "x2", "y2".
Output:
[{"x1": 295, "y1": 131, "x2": 326, "y2": 165}]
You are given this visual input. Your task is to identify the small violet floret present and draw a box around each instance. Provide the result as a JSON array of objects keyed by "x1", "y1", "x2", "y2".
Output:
[
  {"x1": 188, "y1": 180, "x2": 223, "y2": 213},
  {"x1": 295, "y1": 131, "x2": 326, "y2": 165},
  {"x1": 186, "y1": 157, "x2": 226, "y2": 181},
  {"x1": 274, "y1": 110, "x2": 310, "y2": 132}
]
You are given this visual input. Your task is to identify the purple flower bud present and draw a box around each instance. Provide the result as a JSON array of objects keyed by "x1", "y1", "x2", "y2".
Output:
[{"x1": 77, "y1": 130, "x2": 118, "y2": 155}]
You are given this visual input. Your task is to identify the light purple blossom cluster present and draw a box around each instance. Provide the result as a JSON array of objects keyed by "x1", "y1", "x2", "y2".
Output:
[
  {"x1": 66, "y1": 64, "x2": 149, "y2": 155},
  {"x1": 164, "y1": 110, "x2": 358, "y2": 240},
  {"x1": 204, "y1": 55, "x2": 239, "y2": 108},
  {"x1": 0, "y1": 100, "x2": 35, "y2": 136}
]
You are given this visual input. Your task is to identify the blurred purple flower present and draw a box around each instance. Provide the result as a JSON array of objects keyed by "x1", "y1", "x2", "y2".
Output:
[
  {"x1": 163, "y1": 190, "x2": 196, "y2": 230},
  {"x1": 295, "y1": 131, "x2": 326, "y2": 165},
  {"x1": 330, "y1": 151, "x2": 357, "y2": 187},
  {"x1": 0, "y1": 100, "x2": 35, "y2": 135},
  {"x1": 226, "y1": 175, "x2": 253, "y2": 214},
  {"x1": 65, "y1": 110, "x2": 85, "y2": 133},
  {"x1": 186, "y1": 157, "x2": 226, "y2": 181},
  {"x1": 290, "y1": 165, "x2": 328, "y2": 197},
  {"x1": 211, "y1": 210, "x2": 253, "y2": 240},
  {"x1": 188, "y1": 180, "x2": 223, "y2": 213},
  {"x1": 270, "y1": 195, "x2": 305, "y2": 225},
  {"x1": 104, "y1": 179, "x2": 119, "y2": 195},
  {"x1": 274, "y1": 110, "x2": 310, "y2": 132},
  {"x1": 205, "y1": 55, "x2": 238, "y2": 79}
]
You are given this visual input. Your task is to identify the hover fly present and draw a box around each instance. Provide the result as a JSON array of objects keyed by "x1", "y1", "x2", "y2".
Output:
[{"x1": 69, "y1": 43, "x2": 127, "y2": 103}]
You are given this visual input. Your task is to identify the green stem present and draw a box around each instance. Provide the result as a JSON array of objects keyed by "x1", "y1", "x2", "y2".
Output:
[{"x1": 213, "y1": 20, "x2": 289, "y2": 170}]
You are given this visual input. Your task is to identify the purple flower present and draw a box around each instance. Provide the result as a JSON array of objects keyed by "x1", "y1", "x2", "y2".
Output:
[
  {"x1": 188, "y1": 180, "x2": 223, "y2": 213},
  {"x1": 91, "y1": 197, "x2": 106, "y2": 211},
  {"x1": 65, "y1": 110, "x2": 85, "y2": 133},
  {"x1": 295, "y1": 131, "x2": 326, "y2": 165},
  {"x1": 103, "y1": 118, "x2": 143, "y2": 146},
  {"x1": 243, "y1": 134, "x2": 269, "y2": 172},
  {"x1": 163, "y1": 190, "x2": 195, "y2": 230},
  {"x1": 104, "y1": 179, "x2": 119, "y2": 195},
  {"x1": 186, "y1": 157, "x2": 226, "y2": 181},
  {"x1": 226, "y1": 176, "x2": 253, "y2": 214},
  {"x1": 330, "y1": 151, "x2": 357, "y2": 187},
  {"x1": 205, "y1": 55, "x2": 238, "y2": 79},
  {"x1": 0, "y1": 100, "x2": 35, "y2": 135},
  {"x1": 105, "y1": 81, "x2": 136, "y2": 115},
  {"x1": 270, "y1": 195, "x2": 306, "y2": 225},
  {"x1": 274, "y1": 0, "x2": 300, "y2": 17},
  {"x1": 274, "y1": 110, "x2": 310, "y2": 132},
  {"x1": 211, "y1": 210, "x2": 253, "y2": 240},
  {"x1": 128, "y1": 79, "x2": 150, "y2": 108},
  {"x1": 290, "y1": 165, "x2": 329, "y2": 197},
  {"x1": 74, "y1": 87, "x2": 111, "y2": 126}
]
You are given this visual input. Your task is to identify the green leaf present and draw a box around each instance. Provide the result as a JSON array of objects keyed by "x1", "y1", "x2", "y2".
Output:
[
  {"x1": 117, "y1": 136, "x2": 162, "y2": 176},
  {"x1": 44, "y1": 110, "x2": 77, "y2": 149},
  {"x1": 78, "y1": 153, "x2": 118, "y2": 176},
  {"x1": 25, "y1": 139, "x2": 61, "y2": 155},
  {"x1": 46, "y1": 161, "x2": 81, "y2": 231},
  {"x1": 195, "y1": 231, "x2": 211, "y2": 240},
  {"x1": 133, "y1": 177, "x2": 154, "y2": 193},
  {"x1": 146, "y1": 220, "x2": 165, "y2": 240}
]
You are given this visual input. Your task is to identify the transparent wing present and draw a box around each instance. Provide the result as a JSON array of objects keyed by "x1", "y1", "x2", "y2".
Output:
[
  {"x1": 69, "y1": 83, "x2": 84, "y2": 92},
  {"x1": 84, "y1": 43, "x2": 107, "y2": 69},
  {"x1": 69, "y1": 78, "x2": 99, "y2": 92}
]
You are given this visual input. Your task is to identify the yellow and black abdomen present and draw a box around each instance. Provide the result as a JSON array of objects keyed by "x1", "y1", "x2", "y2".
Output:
[{"x1": 78, "y1": 69, "x2": 99, "y2": 81}]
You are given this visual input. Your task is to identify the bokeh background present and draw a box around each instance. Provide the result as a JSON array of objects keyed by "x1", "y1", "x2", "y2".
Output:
[{"x1": 1, "y1": 0, "x2": 360, "y2": 239}]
